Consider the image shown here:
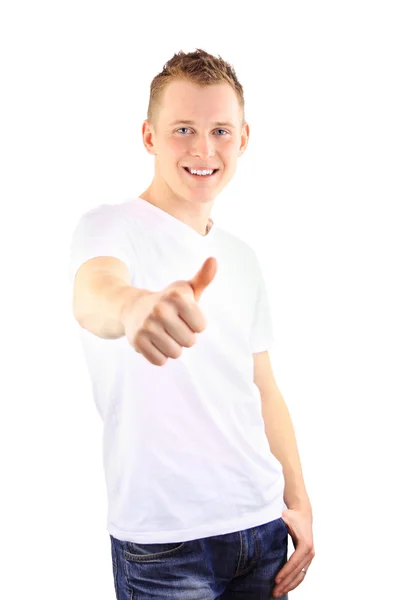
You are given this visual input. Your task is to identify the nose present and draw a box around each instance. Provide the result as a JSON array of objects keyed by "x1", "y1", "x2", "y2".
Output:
[{"x1": 190, "y1": 133, "x2": 215, "y2": 160}]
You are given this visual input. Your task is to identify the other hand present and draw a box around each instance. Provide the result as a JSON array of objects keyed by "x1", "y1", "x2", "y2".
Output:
[{"x1": 272, "y1": 506, "x2": 315, "y2": 598}]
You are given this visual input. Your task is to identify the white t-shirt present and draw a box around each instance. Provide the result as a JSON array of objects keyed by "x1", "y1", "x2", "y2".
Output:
[{"x1": 68, "y1": 197, "x2": 285, "y2": 544}]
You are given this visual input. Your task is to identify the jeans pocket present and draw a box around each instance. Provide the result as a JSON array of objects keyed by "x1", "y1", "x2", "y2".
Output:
[{"x1": 123, "y1": 540, "x2": 187, "y2": 562}]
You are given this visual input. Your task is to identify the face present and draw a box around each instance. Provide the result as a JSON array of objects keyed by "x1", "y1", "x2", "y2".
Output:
[{"x1": 142, "y1": 79, "x2": 249, "y2": 206}]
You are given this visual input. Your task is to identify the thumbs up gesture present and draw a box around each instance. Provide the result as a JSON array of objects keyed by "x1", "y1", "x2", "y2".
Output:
[{"x1": 122, "y1": 257, "x2": 218, "y2": 366}]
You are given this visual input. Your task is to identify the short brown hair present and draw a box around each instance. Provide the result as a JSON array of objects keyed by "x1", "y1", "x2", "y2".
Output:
[{"x1": 147, "y1": 48, "x2": 245, "y2": 128}]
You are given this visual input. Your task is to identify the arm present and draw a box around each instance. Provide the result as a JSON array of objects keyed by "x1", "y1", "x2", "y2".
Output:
[
  {"x1": 253, "y1": 350, "x2": 312, "y2": 512},
  {"x1": 73, "y1": 256, "x2": 152, "y2": 339}
]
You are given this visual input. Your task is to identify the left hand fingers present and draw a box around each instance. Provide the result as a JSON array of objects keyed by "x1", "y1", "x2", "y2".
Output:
[
  {"x1": 273, "y1": 558, "x2": 313, "y2": 598},
  {"x1": 273, "y1": 544, "x2": 314, "y2": 598},
  {"x1": 276, "y1": 537, "x2": 313, "y2": 583}
]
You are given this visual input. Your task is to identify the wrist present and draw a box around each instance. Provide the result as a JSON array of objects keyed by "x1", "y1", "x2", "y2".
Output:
[{"x1": 120, "y1": 287, "x2": 154, "y2": 332}]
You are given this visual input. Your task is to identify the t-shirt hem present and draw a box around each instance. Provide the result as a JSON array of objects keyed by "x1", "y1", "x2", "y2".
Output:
[{"x1": 107, "y1": 494, "x2": 285, "y2": 544}]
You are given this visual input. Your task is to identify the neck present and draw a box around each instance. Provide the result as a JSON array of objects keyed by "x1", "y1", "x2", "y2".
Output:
[{"x1": 139, "y1": 180, "x2": 214, "y2": 236}]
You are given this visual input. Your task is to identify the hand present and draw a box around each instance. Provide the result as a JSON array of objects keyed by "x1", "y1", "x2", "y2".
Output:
[
  {"x1": 272, "y1": 506, "x2": 315, "y2": 598},
  {"x1": 122, "y1": 257, "x2": 218, "y2": 366}
]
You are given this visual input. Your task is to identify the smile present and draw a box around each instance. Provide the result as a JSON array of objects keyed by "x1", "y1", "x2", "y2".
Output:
[{"x1": 183, "y1": 167, "x2": 219, "y2": 179}]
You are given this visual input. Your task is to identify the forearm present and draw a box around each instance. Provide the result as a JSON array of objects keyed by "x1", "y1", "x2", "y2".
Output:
[
  {"x1": 75, "y1": 272, "x2": 151, "y2": 340},
  {"x1": 261, "y1": 391, "x2": 312, "y2": 512}
]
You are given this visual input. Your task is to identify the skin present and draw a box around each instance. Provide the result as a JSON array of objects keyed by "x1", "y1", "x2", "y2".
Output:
[{"x1": 140, "y1": 78, "x2": 250, "y2": 235}]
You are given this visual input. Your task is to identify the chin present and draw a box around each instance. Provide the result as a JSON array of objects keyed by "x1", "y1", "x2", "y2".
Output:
[{"x1": 187, "y1": 189, "x2": 218, "y2": 201}]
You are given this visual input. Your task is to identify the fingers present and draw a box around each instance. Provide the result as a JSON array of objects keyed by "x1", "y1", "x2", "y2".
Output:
[
  {"x1": 127, "y1": 258, "x2": 217, "y2": 366},
  {"x1": 273, "y1": 563, "x2": 309, "y2": 597},
  {"x1": 274, "y1": 550, "x2": 314, "y2": 597},
  {"x1": 275, "y1": 537, "x2": 314, "y2": 584},
  {"x1": 138, "y1": 337, "x2": 169, "y2": 367},
  {"x1": 157, "y1": 290, "x2": 206, "y2": 335},
  {"x1": 135, "y1": 300, "x2": 200, "y2": 366},
  {"x1": 149, "y1": 310, "x2": 197, "y2": 354}
]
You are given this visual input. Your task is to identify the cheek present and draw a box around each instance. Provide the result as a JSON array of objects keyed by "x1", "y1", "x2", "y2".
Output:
[
  {"x1": 168, "y1": 138, "x2": 188, "y2": 154},
  {"x1": 222, "y1": 146, "x2": 239, "y2": 168},
  {"x1": 221, "y1": 139, "x2": 239, "y2": 156}
]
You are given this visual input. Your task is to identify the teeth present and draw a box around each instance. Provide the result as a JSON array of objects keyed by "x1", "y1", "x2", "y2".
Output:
[{"x1": 190, "y1": 169, "x2": 214, "y2": 176}]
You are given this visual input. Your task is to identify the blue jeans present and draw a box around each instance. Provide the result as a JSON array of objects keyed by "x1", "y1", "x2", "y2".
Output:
[{"x1": 110, "y1": 516, "x2": 289, "y2": 599}]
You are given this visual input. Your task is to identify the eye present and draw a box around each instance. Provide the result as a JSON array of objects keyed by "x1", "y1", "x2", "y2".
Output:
[{"x1": 176, "y1": 128, "x2": 229, "y2": 136}]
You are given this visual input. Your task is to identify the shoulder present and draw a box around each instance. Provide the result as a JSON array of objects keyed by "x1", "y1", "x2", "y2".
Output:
[{"x1": 72, "y1": 200, "x2": 133, "y2": 234}]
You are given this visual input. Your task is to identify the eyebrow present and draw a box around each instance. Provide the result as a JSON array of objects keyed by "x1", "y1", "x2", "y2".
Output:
[{"x1": 169, "y1": 119, "x2": 236, "y2": 129}]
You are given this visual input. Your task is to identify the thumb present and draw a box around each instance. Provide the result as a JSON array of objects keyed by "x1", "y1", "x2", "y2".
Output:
[{"x1": 188, "y1": 257, "x2": 218, "y2": 301}]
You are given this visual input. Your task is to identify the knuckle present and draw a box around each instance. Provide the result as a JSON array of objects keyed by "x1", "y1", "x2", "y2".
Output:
[
  {"x1": 152, "y1": 303, "x2": 167, "y2": 320},
  {"x1": 138, "y1": 323, "x2": 152, "y2": 337},
  {"x1": 166, "y1": 289, "x2": 183, "y2": 304},
  {"x1": 132, "y1": 331, "x2": 143, "y2": 346},
  {"x1": 305, "y1": 544, "x2": 314, "y2": 557}
]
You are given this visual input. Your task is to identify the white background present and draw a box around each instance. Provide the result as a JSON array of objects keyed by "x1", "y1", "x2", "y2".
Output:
[{"x1": 1, "y1": 1, "x2": 399, "y2": 598}]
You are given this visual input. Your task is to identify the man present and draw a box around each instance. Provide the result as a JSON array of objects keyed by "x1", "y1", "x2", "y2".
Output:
[{"x1": 69, "y1": 48, "x2": 315, "y2": 599}]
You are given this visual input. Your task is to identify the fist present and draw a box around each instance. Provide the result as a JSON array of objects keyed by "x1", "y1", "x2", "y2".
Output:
[{"x1": 123, "y1": 257, "x2": 218, "y2": 366}]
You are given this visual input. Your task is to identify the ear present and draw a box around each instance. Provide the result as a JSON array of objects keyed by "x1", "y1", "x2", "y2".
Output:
[
  {"x1": 238, "y1": 121, "x2": 250, "y2": 156},
  {"x1": 142, "y1": 119, "x2": 157, "y2": 156}
]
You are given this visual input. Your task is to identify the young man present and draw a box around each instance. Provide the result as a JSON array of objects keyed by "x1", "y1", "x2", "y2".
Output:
[{"x1": 69, "y1": 49, "x2": 314, "y2": 599}]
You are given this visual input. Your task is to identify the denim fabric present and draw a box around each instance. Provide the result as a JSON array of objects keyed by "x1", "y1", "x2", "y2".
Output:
[{"x1": 110, "y1": 516, "x2": 289, "y2": 599}]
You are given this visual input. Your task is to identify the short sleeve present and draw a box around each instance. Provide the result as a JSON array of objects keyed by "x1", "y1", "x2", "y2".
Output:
[
  {"x1": 249, "y1": 255, "x2": 275, "y2": 354},
  {"x1": 68, "y1": 204, "x2": 134, "y2": 287}
]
